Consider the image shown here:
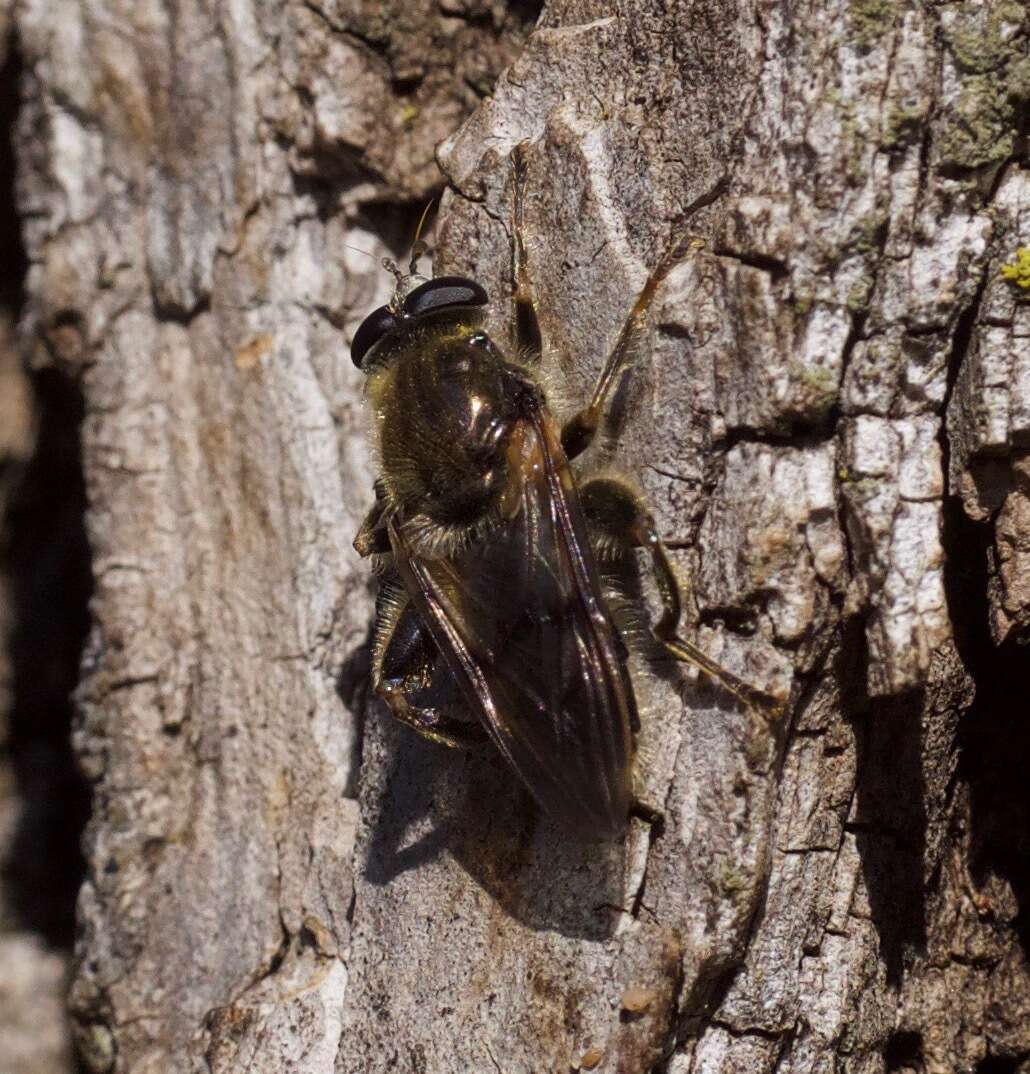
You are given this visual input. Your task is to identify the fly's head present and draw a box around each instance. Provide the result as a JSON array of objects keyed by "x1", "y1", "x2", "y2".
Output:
[{"x1": 352, "y1": 276, "x2": 532, "y2": 526}]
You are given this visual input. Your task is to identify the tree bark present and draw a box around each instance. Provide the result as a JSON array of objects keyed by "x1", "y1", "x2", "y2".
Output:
[{"x1": 9, "y1": 1, "x2": 1030, "y2": 1072}]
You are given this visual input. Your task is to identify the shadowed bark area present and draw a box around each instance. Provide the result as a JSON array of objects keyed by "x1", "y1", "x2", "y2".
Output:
[
  {"x1": 0, "y1": 17, "x2": 89, "y2": 1073},
  {"x1": 5, "y1": 1, "x2": 1029, "y2": 1072}
]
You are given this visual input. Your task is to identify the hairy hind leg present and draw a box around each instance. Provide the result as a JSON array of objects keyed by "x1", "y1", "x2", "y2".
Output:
[
  {"x1": 372, "y1": 576, "x2": 488, "y2": 749},
  {"x1": 579, "y1": 474, "x2": 784, "y2": 719}
]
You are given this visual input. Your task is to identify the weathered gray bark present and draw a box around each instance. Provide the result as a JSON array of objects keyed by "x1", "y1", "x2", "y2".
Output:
[{"x1": 7, "y1": 0, "x2": 1030, "y2": 1072}]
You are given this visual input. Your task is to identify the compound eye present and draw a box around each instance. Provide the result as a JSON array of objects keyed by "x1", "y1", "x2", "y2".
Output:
[
  {"x1": 351, "y1": 305, "x2": 398, "y2": 369},
  {"x1": 402, "y1": 276, "x2": 488, "y2": 319}
]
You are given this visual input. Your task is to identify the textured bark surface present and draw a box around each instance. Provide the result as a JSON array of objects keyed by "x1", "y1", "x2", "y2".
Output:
[{"x1": 6, "y1": 0, "x2": 1030, "y2": 1072}]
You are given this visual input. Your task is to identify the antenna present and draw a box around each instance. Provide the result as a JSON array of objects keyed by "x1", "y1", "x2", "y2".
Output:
[
  {"x1": 341, "y1": 242, "x2": 377, "y2": 262},
  {"x1": 408, "y1": 199, "x2": 435, "y2": 276}
]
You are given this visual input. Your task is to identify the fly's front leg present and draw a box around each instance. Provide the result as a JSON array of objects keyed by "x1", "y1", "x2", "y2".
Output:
[
  {"x1": 510, "y1": 142, "x2": 543, "y2": 359},
  {"x1": 373, "y1": 579, "x2": 488, "y2": 749},
  {"x1": 562, "y1": 236, "x2": 707, "y2": 460},
  {"x1": 353, "y1": 480, "x2": 391, "y2": 558},
  {"x1": 579, "y1": 475, "x2": 784, "y2": 719}
]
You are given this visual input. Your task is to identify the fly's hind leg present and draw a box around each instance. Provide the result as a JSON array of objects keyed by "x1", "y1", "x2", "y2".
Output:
[
  {"x1": 509, "y1": 142, "x2": 543, "y2": 359},
  {"x1": 579, "y1": 475, "x2": 785, "y2": 719},
  {"x1": 373, "y1": 576, "x2": 488, "y2": 749}
]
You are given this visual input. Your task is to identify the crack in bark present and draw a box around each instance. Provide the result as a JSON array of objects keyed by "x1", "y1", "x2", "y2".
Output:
[
  {"x1": 711, "y1": 247, "x2": 789, "y2": 282},
  {"x1": 715, "y1": 425, "x2": 837, "y2": 451}
]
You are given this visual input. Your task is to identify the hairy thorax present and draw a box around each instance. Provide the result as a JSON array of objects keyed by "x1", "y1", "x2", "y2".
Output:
[{"x1": 366, "y1": 319, "x2": 542, "y2": 538}]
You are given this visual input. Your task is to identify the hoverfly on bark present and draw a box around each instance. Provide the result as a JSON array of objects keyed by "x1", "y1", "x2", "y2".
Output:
[{"x1": 351, "y1": 144, "x2": 780, "y2": 840}]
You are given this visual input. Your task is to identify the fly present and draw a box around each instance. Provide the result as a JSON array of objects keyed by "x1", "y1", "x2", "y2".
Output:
[{"x1": 351, "y1": 144, "x2": 781, "y2": 840}]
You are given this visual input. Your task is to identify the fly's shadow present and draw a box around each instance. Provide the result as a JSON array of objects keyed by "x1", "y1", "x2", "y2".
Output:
[
  {"x1": 361, "y1": 707, "x2": 628, "y2": 942},
  {"x1": 335, "y1": 613, "x2": 375, "y2": 797}
]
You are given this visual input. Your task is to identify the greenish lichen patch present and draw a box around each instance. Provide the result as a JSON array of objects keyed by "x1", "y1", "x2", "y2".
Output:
[
  {"x1": 937, "y1": 2, "x2": 1029, "y2": 170},
  {"x1": 817, "y1": 87, "x2": 870, "y2": 187},
  {"x1": 719, "y1": 864, "x2": 747, "y2": 895},
  {"x1": 841, "y1": 475, "x2": 882, "y2": 501},
  {"x1": 1000, "y1": 247, "x2": 1030, "y2": 291},
  {"x1": 937, "y1": 73, "x2": 1019, "y2": 169},
  {"x1": 800, "y1": 363, "x2": 839, "y2": 397},
  {"x1": 851, "y1": 211, "x2": 890, "y2": 256},
  {"x1": 790, "y1": 359, "x2": 840, "y2": 417},
  {"x1": 1008, "y1": 56, "x2": 1030, "y2": 102},
  {"x1": 880, "y1": 106, "x2": 925, "y2": 150},
  {"x1": 849, "y1": 0, "x2": 900, "y2": 53},
  {"x1": 943, "y1": 1, "x2": 1026, "y2": 74},
  {"x1": 847, "y1": 276, "x2": 876, "y2": 312}
]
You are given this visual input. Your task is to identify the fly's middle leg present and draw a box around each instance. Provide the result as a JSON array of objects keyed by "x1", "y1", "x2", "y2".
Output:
[
  {"x1": 579, "y1": 475, "x2": 785, "y2": 719},
  {"x1": 373, "y1": 581, "x2": 488, "y2": 749}
]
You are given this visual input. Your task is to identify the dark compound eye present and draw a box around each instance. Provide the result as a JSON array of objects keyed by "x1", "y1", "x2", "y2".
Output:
[
  {"x1": 402, "y1": 276, "x2": 488, "y2": 319},
  {"x1": 351, "y1": 305, "x2": 398, "y2": 369}
]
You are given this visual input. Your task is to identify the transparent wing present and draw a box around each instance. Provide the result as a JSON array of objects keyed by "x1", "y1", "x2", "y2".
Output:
[{"x1": 389, "y1": 410, "x2": 636, "y2": 839}]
